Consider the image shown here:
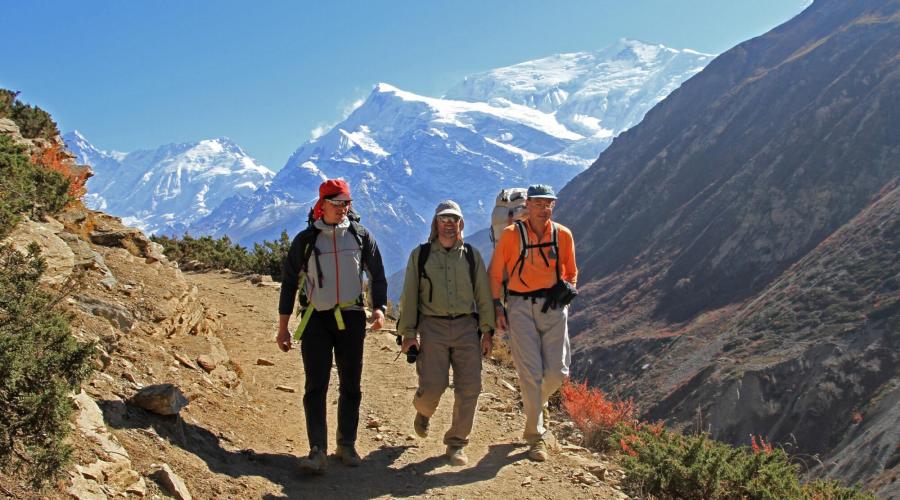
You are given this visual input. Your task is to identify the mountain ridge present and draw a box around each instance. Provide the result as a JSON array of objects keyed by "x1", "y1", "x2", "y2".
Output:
[{"x1": 555, "y1": 0, "x2": 900, "y2": 494}]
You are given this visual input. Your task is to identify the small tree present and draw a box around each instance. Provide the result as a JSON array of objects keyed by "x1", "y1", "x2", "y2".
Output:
[
  {"x1": 0, "y1": 89, "x2": 60, "y2": 140},
  {"x1": 0, "y1": 244, "x2": 95, "y2": 488},
  {"x1": 0, "y1": 135, "x2": 70, "y2": 240}
]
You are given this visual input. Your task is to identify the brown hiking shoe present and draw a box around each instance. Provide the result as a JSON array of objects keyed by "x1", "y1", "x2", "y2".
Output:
[
  {"x1": 528, "y1": 439, "x2": 549, "y2": 462},
  {"x1": 335, "y1": 445, "x2": 361, "y2": 467},
  {"x1": 298, "y1": 446, "x2": 327, "y2": 474},
  {"x1": 413, "y1": 412, "x2": 430, "y2": 438},
  {"x1": 446, "y1": 445, "x2": 468, "y2": 466}
]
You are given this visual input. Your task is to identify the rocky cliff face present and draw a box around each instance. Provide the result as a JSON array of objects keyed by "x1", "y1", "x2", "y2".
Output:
[{"x1": 554, "y1": 0, "x2": 900, "y2": 494}]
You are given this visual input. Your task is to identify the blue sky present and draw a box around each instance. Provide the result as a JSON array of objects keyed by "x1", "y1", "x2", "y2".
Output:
[{"x1": 4, "y1": 0, "x2": 810, "y2": 169}]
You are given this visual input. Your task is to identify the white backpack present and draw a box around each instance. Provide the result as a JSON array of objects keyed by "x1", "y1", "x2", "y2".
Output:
[{"x1": 490, "y1": 188, "x2": 528, "y2": 246}]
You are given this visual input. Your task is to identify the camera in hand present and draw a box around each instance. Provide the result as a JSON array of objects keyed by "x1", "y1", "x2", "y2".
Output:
[
  {"x1": 406, "y1": 345, "x2": 419, "y2": 364},
  {"x1": 394, "y1": 335, "x2": 419, "y2": 363}
]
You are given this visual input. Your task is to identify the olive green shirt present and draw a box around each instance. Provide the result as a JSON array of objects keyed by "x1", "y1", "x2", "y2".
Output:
[{"x1": 397, "y1": 240, "x2": 496, "y2": 339}]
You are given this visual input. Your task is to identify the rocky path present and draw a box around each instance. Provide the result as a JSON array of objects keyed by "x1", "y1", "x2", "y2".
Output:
[{"x1": 178, "y1": 271, "x2": 626, "y2": 499}]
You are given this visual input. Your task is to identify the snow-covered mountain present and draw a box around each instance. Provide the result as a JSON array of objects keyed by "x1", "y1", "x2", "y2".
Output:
[
  {"x1": 190, "y1": 83, "x2": 587, "y2": 271},
  {"x1": 445, "y1": 38, "x2": 714, "y2": 159},
  {"x1": 64, "y1": 131, "x2": 274, "y2": 235},
  {"x1": 192, "y1": 40, "x2": 714, "y2": 273}
]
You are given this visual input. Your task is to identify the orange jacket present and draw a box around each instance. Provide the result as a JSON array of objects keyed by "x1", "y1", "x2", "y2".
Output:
[{"x1": 489, "y1": 219, "x2": 577, "y2": 298}]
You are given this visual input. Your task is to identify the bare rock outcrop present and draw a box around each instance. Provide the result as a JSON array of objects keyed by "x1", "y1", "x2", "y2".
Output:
[
  {"x1": 68, "y1": 391, "x2": 146, "y2": 499},
  {"x1": 5, "y1": 217, "x2": 75, "y2": 285}
]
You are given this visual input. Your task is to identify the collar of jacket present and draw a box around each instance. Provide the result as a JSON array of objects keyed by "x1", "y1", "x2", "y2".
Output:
[
  {"x1": 432, "y1": 239, "x2": 464, "y2": 252},
  {"x1": 313, "y1": 217, "x2": 351, "y2": 233}
]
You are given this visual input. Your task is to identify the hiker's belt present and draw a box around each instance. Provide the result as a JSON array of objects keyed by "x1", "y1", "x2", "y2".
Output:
[
  {"x1": 509, "y1": 288, "x2": 551, "y2": 299},
  {"x1": 426, "y1": 313, "x2": 472, "y2": 320},
  {"x1": 293, "y1": 301, "x2": 361, "y2": 341}
]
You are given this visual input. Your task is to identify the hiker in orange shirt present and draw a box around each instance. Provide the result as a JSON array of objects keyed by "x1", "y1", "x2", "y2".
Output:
[{"x1": 488, "y1": 184, "x2": 577, "y2": 462}]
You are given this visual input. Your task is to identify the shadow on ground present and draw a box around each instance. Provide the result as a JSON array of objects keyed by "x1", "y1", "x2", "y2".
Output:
[{"x1": 102, "y1": 400, "x2": 523, "y2": 498}]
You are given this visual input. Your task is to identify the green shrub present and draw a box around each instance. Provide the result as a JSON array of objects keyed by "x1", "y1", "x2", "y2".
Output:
[
  {"x1": 608, "y1": 425, "x2": 873, "y2": 499},
  {"x1": 250, "y1": 230, "x2": 292, "y2": 279},
  {"x1": 0, "y1": 89, "x2": 60, "y2": 140},
  {"x1": 0, "y1": 135, "x2": 71, "y2": 240},
  {"x1": 151, "y1": 230, "x2": 291, "y2": 279},
  {"x1": 0, "y1": 243, "x2": 95, "y2": 488}
]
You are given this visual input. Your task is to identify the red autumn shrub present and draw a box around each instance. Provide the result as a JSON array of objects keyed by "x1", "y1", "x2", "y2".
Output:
[
  {"x1": 750, "y1": 434, "x2": 774, "y2": 455},
  {"x1": 560, "y1": 378, "x2": 637, "y2": 450},
  {"x1": 31, "y1": 143, "x2": 87, "y2": 200}
]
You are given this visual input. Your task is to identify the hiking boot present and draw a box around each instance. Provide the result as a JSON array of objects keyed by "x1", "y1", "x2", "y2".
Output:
[
  {"x1": 335, "y1": 444, "x2": 361, "y2": 467},
  {"x1": 298, "y1": 446, "x2": 327, "y2": 474},
  {"x1": 528, "y1": 439, "x2": 549, "y2": 462},
  {"x1": 446, "y1": 445, "x2": 468, "y2": 466},
  {"x1": 413, "y1": 412, "x2": 430, "y2": 438}
]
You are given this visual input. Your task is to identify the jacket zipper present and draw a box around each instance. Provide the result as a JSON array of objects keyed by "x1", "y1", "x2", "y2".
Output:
[{"x1": 333, "y1": 230, "x2": 340, "y2": 305}]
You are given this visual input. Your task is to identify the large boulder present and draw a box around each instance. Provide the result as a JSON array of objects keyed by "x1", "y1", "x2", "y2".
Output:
[{"x1": 128, "y1": 384, "x2": 189, "y2": 416}]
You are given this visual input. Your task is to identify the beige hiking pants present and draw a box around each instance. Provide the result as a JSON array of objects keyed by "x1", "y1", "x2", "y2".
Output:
[
  {"x1": 505, "y1": 295, "x2": 570, "y2": 444},
  {"x1": 413, "y1": 315, "x2": 483, "y2": 447}
]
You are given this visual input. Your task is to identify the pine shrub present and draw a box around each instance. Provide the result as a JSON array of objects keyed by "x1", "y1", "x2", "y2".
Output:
[
  {"x1": 250, "y1": 230, "x2": 292, "y2": 279},
  {"x1": 561, "y1": 379, "x2": 872, "y2": 498},
  {"x1": 0, "y1": 244, "x2": 95, "y2": 488},
  {"x1": 0, "y1": 135, "x2": 71, "y2": 240},
  {"x1": 607, "y1": 425, "x2": 874, "y2": 499},
  {"x1": 0, "y1": 89, "x2": 60, "y2": 140},
  {"x1": 152, "y1": 230, "x2": 292, "y2": 279}
]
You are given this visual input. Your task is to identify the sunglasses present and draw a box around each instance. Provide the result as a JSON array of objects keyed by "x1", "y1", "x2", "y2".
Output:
[
  {"x1": 325, "y1": 199, "x2": 351, "y2": 207},
  {"x1": 437, "y1": 214, "x2": 461, "y2": 224}
]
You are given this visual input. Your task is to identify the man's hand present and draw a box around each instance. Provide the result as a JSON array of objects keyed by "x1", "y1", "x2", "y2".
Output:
[
  {"x1": 401, "y1": 337, "x2": 419, "y2": 354},
  {"x1": 481, "y1": 333, "x2": 494, "y2": 358},
  {"x1": 368, "y1": 308, "x2": 385, "y2": 331},
  {"x1": 276, "y1": 329, "x2": 292, "y2": 352},
  {"x1": 495, "y1": 305, "x2": 508, "y2": 331}
]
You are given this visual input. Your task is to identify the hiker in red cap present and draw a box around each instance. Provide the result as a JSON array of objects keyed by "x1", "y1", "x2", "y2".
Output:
[{"x1": 277, "y1": 178, "x2": 387, "y2": 474}]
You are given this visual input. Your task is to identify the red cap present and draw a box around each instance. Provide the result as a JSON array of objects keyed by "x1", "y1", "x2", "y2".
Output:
[{"x1": 313, "y1": 179, "x2": 352, "y2": 220}]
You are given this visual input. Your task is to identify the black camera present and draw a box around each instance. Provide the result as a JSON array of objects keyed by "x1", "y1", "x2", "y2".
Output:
[
  {"x1": 406, "y1": 345, "x2": 419, "y2": 364},
  {"x1": 395, "y1": 335, "x2": 419, "y2": 363},
  {"x1": 542, "y1": 280, "x2": 578, "y2": 313}
]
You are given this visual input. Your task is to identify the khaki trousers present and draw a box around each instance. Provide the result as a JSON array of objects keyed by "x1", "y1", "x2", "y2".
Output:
[
  {"x1": 505, "y1": 295, "x2": 570, "y2": 444},
  {"x1": 413, "y1": 315, "x2": 482, "y2": 447}
]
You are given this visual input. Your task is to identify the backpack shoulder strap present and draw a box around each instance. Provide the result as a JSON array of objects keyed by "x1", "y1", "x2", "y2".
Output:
[
  {"x1": 417, "y1": 242, "x2": 431, "y2": 278},
  {"x1": 511, "y1": 221, "x2": 530, "y2": 287},
  {"x1": 551, "y1": 222, "x2": 561, "y2": 281},
  {"x1": 463, "y1": 243, "x2": 476, "y2": 293},
  {"x1": 514, "y1": 220, "x2": 529, "y2": 258},
  {"x1": 417, "y1": 243, "x2": 434, "y2": 302},
  {"x1": 296, "y1": 226, "x2": 320, "y2": 273},
  {"x1": 347, "y1": 220, "x2": 366, "y2": 249}
]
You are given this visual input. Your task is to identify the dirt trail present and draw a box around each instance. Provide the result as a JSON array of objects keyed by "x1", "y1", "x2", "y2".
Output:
[{"x1": 165, "y1": 271, "x2": 624, "y2": 499}]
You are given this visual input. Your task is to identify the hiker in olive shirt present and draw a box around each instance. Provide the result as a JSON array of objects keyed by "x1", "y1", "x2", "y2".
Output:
[{"x1": 398, "y1": 200, "x2": 495, "y2": 466}]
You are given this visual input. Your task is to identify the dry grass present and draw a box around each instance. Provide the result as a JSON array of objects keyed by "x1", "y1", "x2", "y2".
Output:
[{"x1": 489, "y1": 334, "x2": 516, "y2": 369}]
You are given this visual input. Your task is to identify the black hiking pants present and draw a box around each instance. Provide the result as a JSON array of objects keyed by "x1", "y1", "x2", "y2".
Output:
[{"x1": 300, "y1": 308, "x2": 366, "y2": 451}]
